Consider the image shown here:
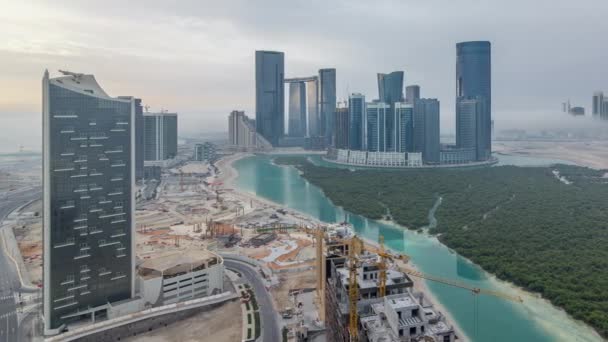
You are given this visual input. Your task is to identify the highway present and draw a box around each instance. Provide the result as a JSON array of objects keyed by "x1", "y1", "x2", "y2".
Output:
[
  {"x1": 0, "y1": 187, "x2": 41, "y2": 342},
  {"x1": 224, "y1": 259, "x2": 280, "y2": 342}
]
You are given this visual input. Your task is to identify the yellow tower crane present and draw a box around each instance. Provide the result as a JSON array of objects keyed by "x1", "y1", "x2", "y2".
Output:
[{"x1": 314, "y1": 228, "x2": 326, "y2": 321}]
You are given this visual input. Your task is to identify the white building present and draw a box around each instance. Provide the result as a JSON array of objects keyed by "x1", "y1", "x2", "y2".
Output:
[
  {"x1": 361, "y1": 291, "x2": 455, "y2": 342},
  {"x1": 137, "y1": 249, "x2": 224, "y2": 306},
  {"x1": 228, "y1": 110, "x2": 272, "y2": 150}
]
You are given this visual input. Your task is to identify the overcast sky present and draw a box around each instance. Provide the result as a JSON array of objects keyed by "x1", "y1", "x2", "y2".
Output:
[{"x1": 1, "y1": 0, "x2": 607, "y2": 151}]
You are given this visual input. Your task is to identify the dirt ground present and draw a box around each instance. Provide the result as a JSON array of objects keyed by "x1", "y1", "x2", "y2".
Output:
[
  {"x1": 125, "y1": 300, "x2": 242, "y2": 342},
  {"x1": 272, "y1": 270, "x2": 317, "y2": 311}
]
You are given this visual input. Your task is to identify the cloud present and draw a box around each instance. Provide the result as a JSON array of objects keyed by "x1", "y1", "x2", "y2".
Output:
[{"x1": 0, "y1": 0, "x2": 607, "y2": 142}]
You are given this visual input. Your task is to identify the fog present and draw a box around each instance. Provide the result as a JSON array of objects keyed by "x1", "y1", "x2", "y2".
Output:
[{"x1": 1, "y1": 0, "x2": 608, "y2": 151}]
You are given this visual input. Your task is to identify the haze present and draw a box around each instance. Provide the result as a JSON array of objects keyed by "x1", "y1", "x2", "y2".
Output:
[{"x1": 1, "y1": 0, "x2": 607, "y2": 152}]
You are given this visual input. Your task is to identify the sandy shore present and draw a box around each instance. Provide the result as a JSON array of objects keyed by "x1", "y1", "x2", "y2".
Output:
[
  {"x1": 216, "y1": 152, "x2": 470, "y2": 341},
  {"x1": 494, "y1": 140, "x2": 608, "y2": 170}
]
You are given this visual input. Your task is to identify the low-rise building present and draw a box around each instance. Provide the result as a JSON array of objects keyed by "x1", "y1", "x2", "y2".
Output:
[
  {"x1": 194, "y1": 142, "x2": 217, "y2": 163},
  {"x1": 137, "y1": 249, "x2": 224, "y2": 306},
  {"x1": 361, "y1": 292, "x2": 455, "y2": 342},
  {"x1": 325, "y1": 255, "x2": 414, "y2": 342}
]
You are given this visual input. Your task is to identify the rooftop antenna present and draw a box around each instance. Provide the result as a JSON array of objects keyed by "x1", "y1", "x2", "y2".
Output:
[{"x1": 144, "y1": 105, "x2": 150, "y2": 113}]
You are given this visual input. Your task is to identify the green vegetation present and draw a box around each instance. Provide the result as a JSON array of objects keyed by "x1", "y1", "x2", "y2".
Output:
[
  {"x1": 254, "y1": 311, "x2": 261, "y2": 339},
  {"x1": 248, "y1": 289, "x2": 259, "y2": 311},
  {"x1": 274, "y1": 157, "x2": 608, "y2": 337}
]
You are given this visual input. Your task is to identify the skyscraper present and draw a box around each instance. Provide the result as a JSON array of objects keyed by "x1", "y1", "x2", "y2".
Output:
[
  {"x1": 592, "y1": 92, "x2": 603, "y2": 117},
  {"x1": 255, "y1": 50, "x2": 285, "y2": 146},
  {"x1": 377, "y1": 71, "x2": 404, "y2": 104},
  {"x1": 319, "y1": 68, "x2": 337, "y2": 145},
  {"x1": 414, "y1": 98, "x2": 440, "y2": 164},
  {"x1": 306, "y1": 78, "x2": 319, "y2": 137},
  {"x1": 377, "y1": 71, "x2": 404, "y2": 152},
  {"x1": 143, "y1": 112, "x2": 178, "y2": 161},
  {"x1": 334, "y1": 106, "x2": 349, "y2": 149},
  {"x1": 366, "y1": 102, "x2": 389, "y2": 152},
  {"x1": 42, "y1": 70, "x2": 134, "y2": 333},
  {"x1": 456, "y1": 97, "x2": 488, "y2": 160},
  {"x1": 592, "y1": 91, "x2": 608, "y2": 120},
  {"x1": 288, "y1": 82, "x2": 306, "y2": 137},
  {"x1": 456, "y1": 41, "x2": 491, "y2": 160},
  {"x1": 405, "y1": 85, "x2": 420, "y2": 104},
  {"x1": 394, "y1": 102, "x2": 414, "y2": 152},
  {"x1": 118, "y1": 97, "x2": 143, "y2": 180},
  {"x1": 348, "y1": 94, "x2": 366, "y2": 150}
]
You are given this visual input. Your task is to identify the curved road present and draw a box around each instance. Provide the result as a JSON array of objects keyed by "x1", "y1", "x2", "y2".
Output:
[
  {"x1": 224, "y1": 259, "x2": 280, "y2": 342},
  {"x1": 0, "y1": 187, "x2": 41, "y2": 342}
]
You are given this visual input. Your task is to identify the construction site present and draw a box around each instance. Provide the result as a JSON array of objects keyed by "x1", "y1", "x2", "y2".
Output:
[{"x1": 7, "y1": 149, "x2": 526, "y2": 342}]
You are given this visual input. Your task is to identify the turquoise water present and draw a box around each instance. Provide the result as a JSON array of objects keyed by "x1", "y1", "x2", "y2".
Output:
[{"x1": 234, "y1": 154, "x2": 602, "y2": 342}]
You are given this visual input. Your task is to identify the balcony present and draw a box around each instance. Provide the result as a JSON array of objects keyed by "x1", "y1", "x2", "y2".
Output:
[
  {"x1": 54, "y1": 301, "x2": 78, "y2": 311},
  {"x1": 73, "y1": 253, "x2": 90, "y2": 260},
  {"x1": 54, "y1": 167, "x2": 75, "y2": 172},
  {"x1": 99, "y1": 212, "x2": 124, "y2": 219},
  {"x1": 54, "y1": 240, "x2": 75, "y2": 248}
]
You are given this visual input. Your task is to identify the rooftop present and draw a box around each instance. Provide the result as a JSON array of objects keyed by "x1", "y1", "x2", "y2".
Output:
[
  {"x1": 49, "y1": 70, "x2": 122, "y2": 100},
  {"x1": 138, "y1": 249, "x2": 221, "y2": 278}
]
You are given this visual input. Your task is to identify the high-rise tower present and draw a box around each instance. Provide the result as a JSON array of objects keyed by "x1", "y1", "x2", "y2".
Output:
[
  {"x1": 42, "y1": 70, "x2": 134, "y2": 333},
  {"x1": 348, "y1": 94, "x2": 366, "y2": 151},
  {"x1": 288, "y1": 82, "x2": 306, "y2": 137},
  {"x1": 414, "y1": 98, "x2": 440, "y2": 164},
  {"x1": 456, "y1": 41, "x2": 491, "y2": 160},
  {"x1": 255, "y1": 50, "x2": 285, "y2": 146},
  {"x1": 377, "y1": 71, "x2": 404, "y2": 152},
  {"x1": 319, "y1": 68, "x2": 337, "y2": 145}
]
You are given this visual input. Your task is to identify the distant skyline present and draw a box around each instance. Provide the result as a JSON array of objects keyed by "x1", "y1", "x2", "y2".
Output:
[{"x1": 1, "y1": 0, "x2": 608, "y2": 151}]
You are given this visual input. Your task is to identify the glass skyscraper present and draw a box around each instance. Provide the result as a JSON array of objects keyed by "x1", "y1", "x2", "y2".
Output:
[
  {"x1": 142, "y1": 112, "x2": 178, "y2": 161},
  {"x1": 255, "y1": 50, "x2": 285, "y2": 146},
  {"x1": 42, "y1": 70, "x2": 134, "y2": 333},
  {"x1": 348, "y1": 94, "x2": 366, "y2": 150},
  {"x1": 288, "y1": 81, "x2": 306, "y2": 137},
  {"x1": 377, "y1": 71, "x2": 404, "y2": 152},
  {"x1": 394, "y1": 102, "x2": 414, "y2": 153},
  {"x1": 366, "y1": 102, "x2": 389, "y2": 152},
  {"x1": 319, "y1": 68, "x2": 337, "y2": 145},
  {"x1": 306, "y1": 78, "x2": 319, "y2": 137},
  {"x1": 456, "y1": 41, "x2": 491, "y2": 160},
  {"x1": 414, "y1": 98, "x2": 440, "y2": 164}
]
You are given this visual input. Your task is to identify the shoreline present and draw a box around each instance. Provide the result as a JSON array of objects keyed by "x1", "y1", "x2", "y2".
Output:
[{"x1": 216, "y1": 152, "x2": 470, "y2": 342}]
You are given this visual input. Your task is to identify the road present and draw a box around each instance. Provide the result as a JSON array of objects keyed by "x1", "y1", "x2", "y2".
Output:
[
  {"x1": 224, "y1": 259, "x2": 280, "y2": 342},
  {"x1": 0, "y1": 187, "x2": 41, "y2": 342}
]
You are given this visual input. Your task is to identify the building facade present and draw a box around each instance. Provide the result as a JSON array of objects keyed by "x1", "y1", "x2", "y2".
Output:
[
  {"x1": 378, "y1": 71, "x2": 405, "y2": 152},
  {"x1": 405, "y1": 85, "x2": 420, "y2": 104},
  {"x1": 456, "y1": 41, "x2": 492, "y2": 160},
  {"x1": 394, "y1": 102, "x2": 414, "y2": 153},
  {"x1": 592, "y1": 91, "x2": 608, "y2": 120},
  {"x1": 255, "y1": 50, "x2": 285, "y2": 146},
  {"x1": 228, "y1": 110, "x2": 272, "y2": 150},
  {"x1": 414, "y1": 99, "x2": 440, "y2": 164},
  {"x1": 366, "y1": 102, "x2": 389, "y2": 152},
  {"x1": 288, "y1": 81, "x2": 306, "y2": 137},
  {"x1": 42, "y1": 70, "x2": 134, "y2": 333},
  {"x1": 137, "y1": 249, "x2": 224, "y2": 306},
  {"x1": 143, "y1": 112, "x2": 177, "y2": 161},
  {"x1": 194, "y1": 142, "x2": 217, "y2": 163},
  {"x1": 456, "y1": 97, "x2": 488, "y2": 161},
  {"x1": 319, "y1": 68, "x2": 337, "y2": 145},
  {"x1": 306, "y1": 78, "x2": 320, "y2": 137},
  {"x1": 348, "y1": 94, "x2": 366, "y2": 151},
  {"x1": 334, "y1": 107, "x2": 350, "y2": 150}
]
